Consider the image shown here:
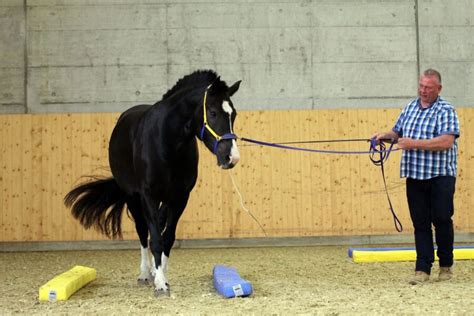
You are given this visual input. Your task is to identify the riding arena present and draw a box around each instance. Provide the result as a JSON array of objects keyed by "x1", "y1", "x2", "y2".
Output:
[{"x1": 1, "y1": 1, "x2": 474, "y2": 314}]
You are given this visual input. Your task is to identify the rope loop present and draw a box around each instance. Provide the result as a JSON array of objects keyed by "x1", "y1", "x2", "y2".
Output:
[{"x1": 368, "y1": 138, "x2": 403, "y2": 232}]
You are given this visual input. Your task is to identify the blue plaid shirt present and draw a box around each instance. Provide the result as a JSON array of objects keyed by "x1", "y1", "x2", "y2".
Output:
[{"x1": 392, "y1": 96, "x2": 460, "y2": 180}]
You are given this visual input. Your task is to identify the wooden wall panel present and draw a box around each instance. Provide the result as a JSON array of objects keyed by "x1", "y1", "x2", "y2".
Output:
[{"x1": 1, "y1": 108, "x2": 473, "y2": 242}]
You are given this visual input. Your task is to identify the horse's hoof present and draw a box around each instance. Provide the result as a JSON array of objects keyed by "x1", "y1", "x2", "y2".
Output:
[
  {"x1": 154, "y1": 288, "x2": 170, "y2": 297},
  {"x1": 154, "y1": 284, "x2": 170, "y2": 297},
  {"x1": 137, "y1": 274, "x2": 154, "y2": 286},
  {"x1": 137, "y1": 278, "x2": 151, "y2": 286}
]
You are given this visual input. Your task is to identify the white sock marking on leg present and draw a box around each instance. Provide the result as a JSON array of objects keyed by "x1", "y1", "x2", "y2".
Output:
[
  {"x1": 139, "y1": 246, "x2": 151, "y2": 279},
  {"x1": 154, "y1": 265, "x2": 168, "y2": 291},
  {"x1": 161, "y1": 253, "x2": 169, "y2": 275}
]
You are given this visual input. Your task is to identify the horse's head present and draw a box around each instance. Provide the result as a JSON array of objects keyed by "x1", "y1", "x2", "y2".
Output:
[{"x1": 198, "y1": 78, "x2": 241, "y2": 169}]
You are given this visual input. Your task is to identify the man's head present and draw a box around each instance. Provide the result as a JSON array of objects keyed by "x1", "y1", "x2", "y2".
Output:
[{"x1": 418, "y1": 68, "x2": 442, "y2": 106}]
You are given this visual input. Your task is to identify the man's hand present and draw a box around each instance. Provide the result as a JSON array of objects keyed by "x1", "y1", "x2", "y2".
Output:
[{"x1": 371, "y1": 131, "x2": 399, "y2": 144}]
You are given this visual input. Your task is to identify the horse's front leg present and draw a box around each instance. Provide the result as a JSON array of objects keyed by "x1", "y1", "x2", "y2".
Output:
[
  {"x1": 162, "y1": 192, "x2": 190, "y2": 265},
  {"x1": 149, "y1": 231, "x2": 169, "y2": 296},
  {"x1": 148, "y1": 194, "x2": 190, "y2": 297}
]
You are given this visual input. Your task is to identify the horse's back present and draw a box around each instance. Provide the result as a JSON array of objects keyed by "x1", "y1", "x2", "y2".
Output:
[
  {"x1": 116, "y1": 104, "x2": 151, "y2": 124},
  {"x1": 109, "y1": 104, "x2": 152, "y2": 193}
]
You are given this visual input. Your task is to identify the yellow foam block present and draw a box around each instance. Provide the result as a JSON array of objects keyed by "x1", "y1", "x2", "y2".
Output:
[
  {"x1": 353, "y1": 248, "x2": 474, "y2": 263},
  {"x1": 39, "y1": 265, "x2": 96, "y2": 301}
]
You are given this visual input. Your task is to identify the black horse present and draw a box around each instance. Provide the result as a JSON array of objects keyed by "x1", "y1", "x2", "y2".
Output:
[{"x1": 64, "y1": 70, "x2": 241, "y2": 296}]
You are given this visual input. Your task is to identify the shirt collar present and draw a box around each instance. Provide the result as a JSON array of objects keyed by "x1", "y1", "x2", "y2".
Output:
[{"x1": 416, "y1": 96, "x2": 439, "y2": 110}]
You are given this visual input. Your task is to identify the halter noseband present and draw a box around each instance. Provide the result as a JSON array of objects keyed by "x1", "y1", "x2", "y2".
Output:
[{"x1": 199, "y1": 84, "x2": 238, "y2": 154}]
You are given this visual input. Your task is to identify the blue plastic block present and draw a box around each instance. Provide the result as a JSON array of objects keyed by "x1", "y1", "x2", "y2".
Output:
[{"x1": 213, "y1": 265, "x2": 253, "y2": 298}]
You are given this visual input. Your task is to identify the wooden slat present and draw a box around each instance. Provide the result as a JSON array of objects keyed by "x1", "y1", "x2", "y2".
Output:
[
  {"x1": 455, "y1": 109, "x2": 473, "y2": 231},
  {"x1": 1, "y1": 108, "x2": 473, "y2": 242}
]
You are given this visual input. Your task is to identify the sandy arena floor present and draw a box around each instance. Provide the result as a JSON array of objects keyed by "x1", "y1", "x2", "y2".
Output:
[{"x1": 1, "y1": 246, "x2": 473, "y2": 314}]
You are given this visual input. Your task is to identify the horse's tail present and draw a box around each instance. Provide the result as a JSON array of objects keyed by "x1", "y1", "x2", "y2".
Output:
[{"x1": 64, "y1": 177, "x2": 126, "y2": 239}]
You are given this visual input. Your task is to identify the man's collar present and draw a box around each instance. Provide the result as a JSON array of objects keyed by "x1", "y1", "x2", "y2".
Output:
[{"x1": 417, "y1": 96, "x2": 439, "y2": 109}]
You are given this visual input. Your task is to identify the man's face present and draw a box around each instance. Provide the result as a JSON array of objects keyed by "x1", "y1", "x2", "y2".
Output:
[{"x1": 418, "y1": 75, "x2": 442, "y2": 105}]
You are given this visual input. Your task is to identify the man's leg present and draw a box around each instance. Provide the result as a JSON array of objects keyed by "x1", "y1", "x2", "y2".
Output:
[
  {"x1": 431, "y1": 176, "x2": 456, "y2": 270},
  {"x1": 406, "y1": 178, "x2": 434, "y2": 275}
]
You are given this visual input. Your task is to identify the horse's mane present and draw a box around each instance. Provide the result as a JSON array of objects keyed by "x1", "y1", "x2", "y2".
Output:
[{"x1": 162, "y1": 69, "x2": 228, "y2": 100}]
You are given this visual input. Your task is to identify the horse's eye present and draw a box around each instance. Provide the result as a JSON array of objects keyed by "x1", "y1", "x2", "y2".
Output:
[{"x1": 209, "y1": 110, "x2": 217, "y2": 118}]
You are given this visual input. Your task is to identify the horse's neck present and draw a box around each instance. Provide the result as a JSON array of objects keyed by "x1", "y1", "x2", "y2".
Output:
[
  {"x1": 146, "y1": 97, "x2": 200, "y2": 149},
  {"x1": 166, "y1": 88, "x2": 203, "y2": 126}
]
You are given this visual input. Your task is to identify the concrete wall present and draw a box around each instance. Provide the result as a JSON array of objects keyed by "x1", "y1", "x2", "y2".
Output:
[
  {"x1": 0, "y1": 0, "x2": 473, "y2": 113},
  {"x1": 0, "y1": 0, "x2": 25, "y2": 113}
]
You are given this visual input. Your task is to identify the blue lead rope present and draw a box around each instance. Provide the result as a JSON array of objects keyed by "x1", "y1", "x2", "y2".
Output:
[
  {"x1": 239, "y1": 137, "x2": 399, "y2": 155},
  {"x1": 239, "y1": 136, "x2": 403, "y2": 232}
]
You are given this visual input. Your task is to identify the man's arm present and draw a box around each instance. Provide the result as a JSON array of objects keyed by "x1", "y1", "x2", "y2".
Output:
[{"x1": 397, "y1": 134, "x2": 455, "y2": 151}]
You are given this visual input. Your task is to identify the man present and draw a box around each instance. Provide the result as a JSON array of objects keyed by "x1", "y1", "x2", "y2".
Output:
[{"x1": 373, "y1": 69, "x2": 460, "y2": 284}]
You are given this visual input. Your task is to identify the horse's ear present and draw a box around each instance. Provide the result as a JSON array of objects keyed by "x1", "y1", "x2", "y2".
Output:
[{"x1": 228, "y1": 80, "x2": 241, "y2": 96}]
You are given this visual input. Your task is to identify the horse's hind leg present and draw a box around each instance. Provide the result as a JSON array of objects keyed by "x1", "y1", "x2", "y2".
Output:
[
  {"x1": 145, "y1": 193, "x2": 189, "y2": 297},
  {"x1": 127, "y1": 195, "x2": 152, "y2": 285},
  {"x1": 140, "y1": 193, "x2": 169, "y2": 296}
]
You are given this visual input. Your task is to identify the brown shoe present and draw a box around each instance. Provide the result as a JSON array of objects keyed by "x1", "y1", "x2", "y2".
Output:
[
  {"x1": 438, "y1": 267, "x2": 453, "y2": 281},
  {"x1": 409, "y1": 271, "x2": 430, "y2": 285}
]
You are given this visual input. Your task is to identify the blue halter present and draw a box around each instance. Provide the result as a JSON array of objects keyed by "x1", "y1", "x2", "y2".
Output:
[{"x1": 198, "y1": 85, "x2": 238, "y2": 154}]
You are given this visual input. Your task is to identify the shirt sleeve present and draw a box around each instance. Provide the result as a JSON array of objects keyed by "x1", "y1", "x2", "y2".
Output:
[
  {"x1": 392, "y1": 106, "x2": 407, "y2": 137},
  {"x1": 437, "y1": 107, "x2": 460, "y2": 138}
]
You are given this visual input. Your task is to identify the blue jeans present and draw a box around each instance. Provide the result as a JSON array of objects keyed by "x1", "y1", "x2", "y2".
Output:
[{"x1": 406, "y1": 176, "x2": 456, "y2": 274}]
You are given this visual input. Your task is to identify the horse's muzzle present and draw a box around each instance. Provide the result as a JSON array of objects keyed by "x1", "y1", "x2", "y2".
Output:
[
  {"x1": 220, "y1": 154, "x2": 239, "y2": 169},
  {"x1": 220, "y1": 163, "x2": 235, "y2": 170},
  {"x1": 220, "y1": 146, "x2": 240, "y2": 169}
]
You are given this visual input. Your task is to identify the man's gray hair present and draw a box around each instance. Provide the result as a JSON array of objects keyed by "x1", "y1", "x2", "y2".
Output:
[{"x1": 423, "y1": 68, "x2": 442, "y2": 85}]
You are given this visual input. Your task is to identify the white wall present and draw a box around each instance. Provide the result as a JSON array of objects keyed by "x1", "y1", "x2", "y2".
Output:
[{"x1": 0, "y1": 0, "x2": 473, "y2": 113}]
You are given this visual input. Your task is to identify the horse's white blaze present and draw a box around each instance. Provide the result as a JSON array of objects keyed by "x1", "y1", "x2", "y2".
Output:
[
  {"x1": 222, "y1": 101, "x2": 233, "y2": 118},
  {"x1": 222, "y1": 101, "x2": 240, "y2": 165},
  {"x1": 230, "y1": 139, "x2": 240, "y2": 164}
]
